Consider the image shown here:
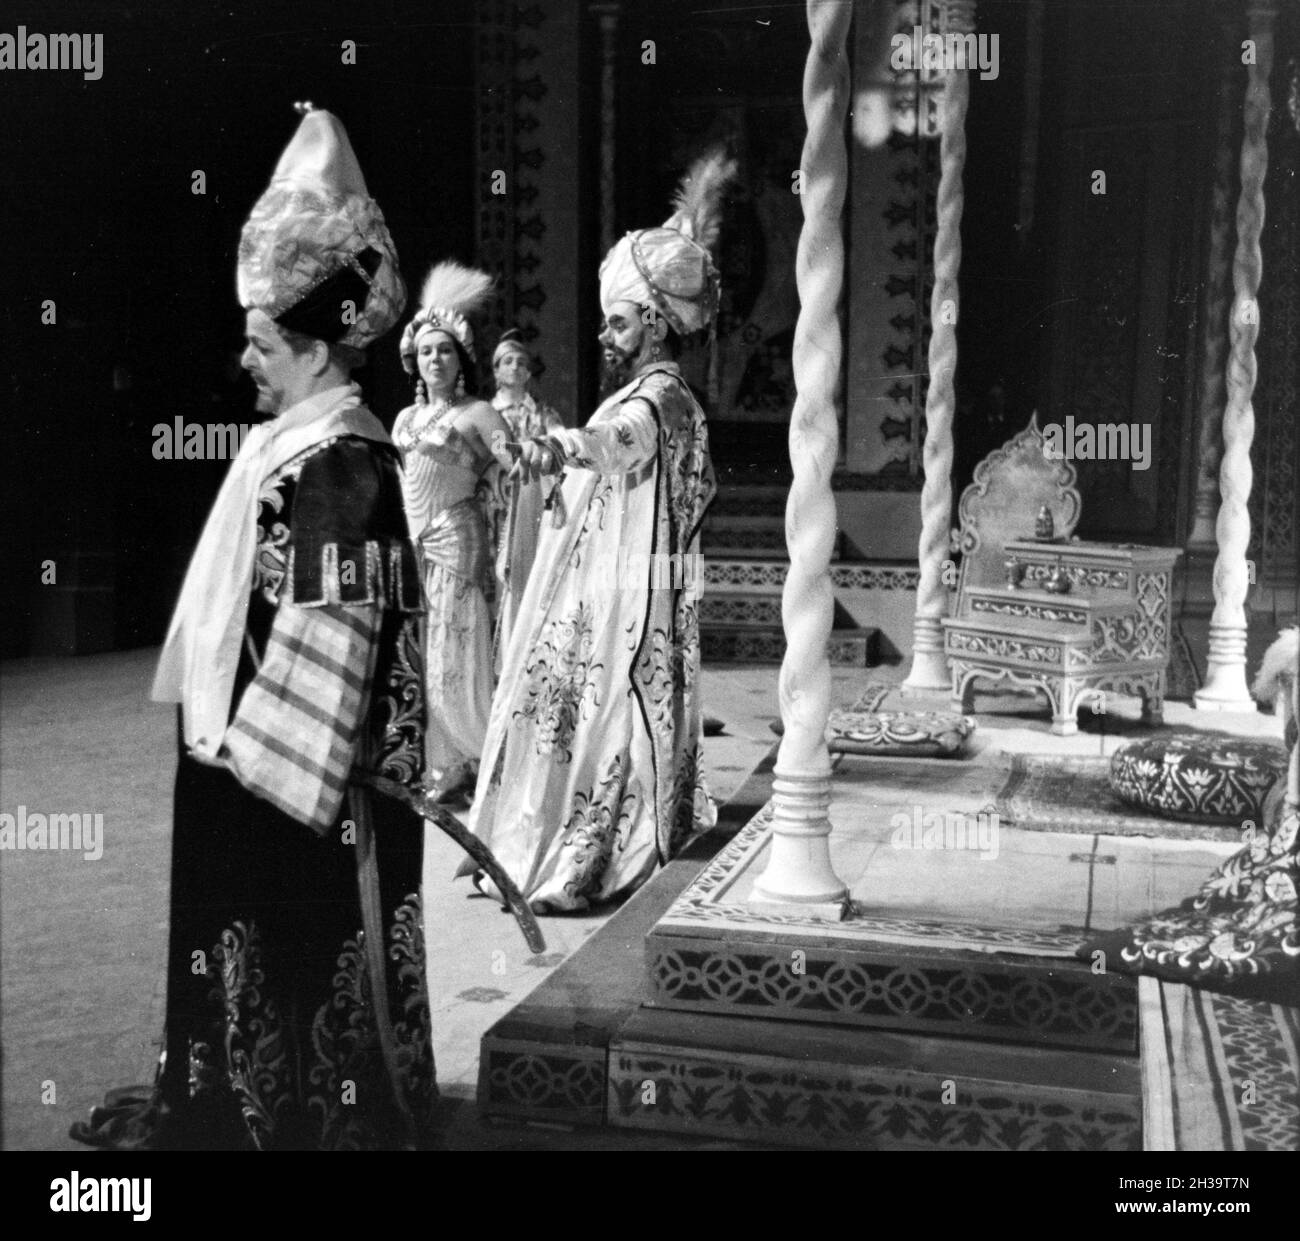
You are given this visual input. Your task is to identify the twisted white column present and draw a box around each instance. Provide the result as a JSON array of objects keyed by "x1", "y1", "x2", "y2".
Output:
[
  {"x1": 1188, "y1": 17, "x2": 1238, "y2": 549},
  {"x1": 1196, "y1": 0, "x2": 1277, "y2": 712},
  {"x1": 751, "y1": 0, "x2": 850, "y2": 912},
  {"x1": 904, "y1": 49, "x2": 969, "y2": 691}
]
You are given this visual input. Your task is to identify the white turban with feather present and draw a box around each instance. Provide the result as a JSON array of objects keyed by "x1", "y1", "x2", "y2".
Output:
[{"x1": 599, "y1": 149, "x2": 737, "y2": 336}]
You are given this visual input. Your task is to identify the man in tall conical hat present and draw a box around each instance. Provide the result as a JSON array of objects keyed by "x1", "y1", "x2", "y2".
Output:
[
  {"x1": 72, "y1": 106, "x2": 436, "y2": 1150},
  {"x1": 466, "y1": 151, "x2": 736, "y2": 913}
]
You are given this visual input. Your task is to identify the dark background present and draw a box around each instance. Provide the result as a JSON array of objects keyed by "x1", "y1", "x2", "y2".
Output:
[
  {"x1": 3, "y1": 1, "x2": 1291, "y2": 658},
  {"x1": 2, "y1": 0, "x2": 484, "y2": 655}
]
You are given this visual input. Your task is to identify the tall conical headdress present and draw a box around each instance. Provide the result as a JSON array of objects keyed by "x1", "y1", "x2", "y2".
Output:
[
  {"x1": 599, "y1": 149, "x2": 737, "y2": 335},
  {"x1": 399, "y1": 261, "x2": 496, "y2": 371},
  {"x1": 236, "y1": 105, "x2": 405, "y2": 348}
]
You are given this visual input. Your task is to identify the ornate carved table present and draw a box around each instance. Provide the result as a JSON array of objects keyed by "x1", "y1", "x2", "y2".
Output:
[
  {"x1": 938, "y1": 415, "x2": 1181, "y2": 736},
  {"x1": 944, "y1": 540, "x2": 1182, "y2": 734}
]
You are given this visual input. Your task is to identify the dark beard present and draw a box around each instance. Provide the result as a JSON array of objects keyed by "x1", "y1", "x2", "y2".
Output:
[{"x1": 599, "y1": 346, "x2": 638, "y2": 397}]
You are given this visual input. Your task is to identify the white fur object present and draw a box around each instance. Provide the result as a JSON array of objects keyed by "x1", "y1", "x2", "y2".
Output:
[
  {"x1": 1253, "y1": 630, "x2": 1298, "y2": 810},
  {"x1": 1252, "y1": 627, "x2": 1298, "y2": 720}
]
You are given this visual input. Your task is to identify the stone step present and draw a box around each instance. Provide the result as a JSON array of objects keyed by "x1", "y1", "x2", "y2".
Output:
[
  {"x1": 705, "y1": 511, "x2": 785, "y2": 531},
  {"x1": 477, "y1": 840, "x2": 723, "y2": 1130},
  {"x1": 701, "y1": 625, "x2": 879, "y2": 667},
  {"x1": 644, "y1": 927, "x2": 1138, "y2": 1054},
  {"x1": 702, "y1": 527, "x2": 845, "y2": 560},
  {"x1": 704, "y1": 559, "x2": 921, "y2": 595},
  {"x1": 476, "y1": 819, "x2": 1141, "y2": 1150},
  {"x1": 701, "y1": 594, "x2": 784, "y2": 628},
  {"x1": 607, "y1": 1006, "x2": 1140, "y2": 1151},
  {"x1": 700, "y1": 595, "x2": 859, "y2": 630}
]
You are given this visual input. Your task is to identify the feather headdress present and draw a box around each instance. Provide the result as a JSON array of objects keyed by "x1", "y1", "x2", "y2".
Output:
[
  {"x1": 600, "y1": 147, "x2": 738, "y2": 335},
  {"x1": 400, "y1": 260, "x2": 495, "y2": 369},
  {"x1": 665, "y1": 149, "x2": 738, "y2": 253}
]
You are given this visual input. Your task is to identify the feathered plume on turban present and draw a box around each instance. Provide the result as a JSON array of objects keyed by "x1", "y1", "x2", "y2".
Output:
[
  {"x1": 399, "y1": 261, "x2": 496, "y2": 372},
  {"x1": 599, "y1": 148, "x2": 738, "y2": 335}
]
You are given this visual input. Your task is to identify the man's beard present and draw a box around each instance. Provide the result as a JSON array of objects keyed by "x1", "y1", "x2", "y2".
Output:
[{"x1": 599, "y1": 345, "x2": 639, "y2": 397}]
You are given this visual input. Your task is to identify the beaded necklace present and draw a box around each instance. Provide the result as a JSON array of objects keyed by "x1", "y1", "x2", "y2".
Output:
[{"x1": 397, "y1": 396, "x2": 455, "y2": 453}]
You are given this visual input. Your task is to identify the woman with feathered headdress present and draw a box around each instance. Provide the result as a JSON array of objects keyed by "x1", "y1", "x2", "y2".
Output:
[{"x1": 393, "y1": 262, "x2": 515, "y2": 803}]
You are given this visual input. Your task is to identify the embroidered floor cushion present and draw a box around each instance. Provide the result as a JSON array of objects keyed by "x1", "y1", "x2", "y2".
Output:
[
  {"x1": 1108, "y1": 733, "x2": 1286, "y2": 826},
  {"x1": 827, "y1": 710, "x2": 976, "y2": 757}
]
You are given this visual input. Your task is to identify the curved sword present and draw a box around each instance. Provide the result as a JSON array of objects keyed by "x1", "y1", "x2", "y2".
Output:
[{"x1": 357, "y1": 770, "x2": 545, "y2": 956}]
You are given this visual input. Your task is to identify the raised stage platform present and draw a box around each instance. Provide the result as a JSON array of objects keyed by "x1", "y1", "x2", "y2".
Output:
[{"x1": 479, "y1": 731, "x2": 1257, "y2": 1149}]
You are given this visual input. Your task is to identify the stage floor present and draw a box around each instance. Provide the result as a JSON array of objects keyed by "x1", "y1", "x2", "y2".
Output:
[{"x1": 0, "y1": 646, "x2": 1283, "y2": 1150}]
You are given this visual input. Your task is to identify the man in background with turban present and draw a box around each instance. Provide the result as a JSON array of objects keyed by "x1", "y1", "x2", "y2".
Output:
[
  {"x1": 72, "y1": 107, "x2": 435, "y2": 1150},
  {"x1": 466, "y1": 152, "x2": 735, "y2": 913}
]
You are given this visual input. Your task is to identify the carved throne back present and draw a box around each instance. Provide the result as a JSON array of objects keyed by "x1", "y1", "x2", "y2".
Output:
[{"x1": 953, "y1": 413, "x2": 1083, "y2": 613}]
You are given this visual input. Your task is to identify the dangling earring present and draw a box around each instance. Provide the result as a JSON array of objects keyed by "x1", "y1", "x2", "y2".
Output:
[
  {"x1": 456, "y1": 371, "x2": 466, "y2": 396},
  {"x1": 415, "y1": 377, "x2": 428, "y2": 405}
]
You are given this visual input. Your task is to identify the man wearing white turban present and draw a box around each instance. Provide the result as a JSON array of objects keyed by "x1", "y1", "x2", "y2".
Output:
[{"x1": 466, "y1": 152, "x2": 735, "y2": 913}]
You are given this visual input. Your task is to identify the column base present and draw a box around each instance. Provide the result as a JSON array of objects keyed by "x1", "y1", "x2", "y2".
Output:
[
  {"x1": 747, "y1": 891, "x2": 849, "y2": 920},
  {"x1": 1194, "y1": 616, "x2": 1254, "y2": 711},
  {"x1": 1193, "y1": 688, "x2": 1256, "y2": 712},
  {"x1": 903, "y1": 650, "x2": 950, "y2": 692},
  {"x1": 748, "y1": 768, "x2": 848, "y2": 915}
]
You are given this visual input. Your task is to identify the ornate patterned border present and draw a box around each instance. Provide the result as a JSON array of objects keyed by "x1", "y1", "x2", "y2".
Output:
[
  {"x1": 646, "y1": 942, "x2": 1138, "y2": 1052},
  {"x1": 700, "y1": 630, "x2": 873, "y2": 668},
  {"x1": 478, "y1": 1037, "x2": 606, "y2": 1124},
  {"x1": 1211, "y1": 994, "x2": 1300, "y2": 1151},
  {"x1": 704, "y1": 561, "x2": 920, "y2": 591},
  {"x1": 607, "y1": 1042, "x2": 1140, "y2": 1151},
  {"x1": 476, "y1": 0, "x2": 516, "y2": 337},
  {"x1": 475, "y1": 3, "x2": 548, "y2": 353}
]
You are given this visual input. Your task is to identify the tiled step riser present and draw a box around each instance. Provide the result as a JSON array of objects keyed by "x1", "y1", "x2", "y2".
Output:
[
  {"x1": 481, "y1": 1026, "x2": 1142, "y2": 1151},
  {"x1": 479, "y1": 1038, "x2": 606, "y2": 1127},
  {"x1": 645, "y1": 939, "x2": 1138, "y2": 1053},
  {"x1": 607, "y1": 1027, "x2": 1140, "y2": 1151},
  {"x1": 702, "y1": 629, "x2": 877, "y2": 667},
  {"x1": 706, "y1": 513, "x2": 785, "y2": 531},
  {"x1": 703, "y1": 529, "x2": 845, "y2": 560},
  {"x1": 703, "y1": 560, "x2": 922, "y2": 596},
  {"x1": 700, "y1": 595, "x2": 784, "y2": 628},
  {"x1": 702, "y1": 596, "x2": 860, "y2": 630}
]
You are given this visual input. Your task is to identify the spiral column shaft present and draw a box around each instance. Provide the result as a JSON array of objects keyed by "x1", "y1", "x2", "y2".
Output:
[
  {"x1": 752, "y1": 0, "x2": 851, "y2": 911},
  {"x1": 904, "y1": 42, "x2": 969, "y2": 691},
  {"x1": 1196, "y1": 0, "x2": 1277, "y2": 712}
]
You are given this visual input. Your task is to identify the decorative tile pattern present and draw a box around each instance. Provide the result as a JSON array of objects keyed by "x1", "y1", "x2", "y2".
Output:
[
  {"x1": 607, "y1": 1043, "x2": 1141, "y2": 1151},
  {"x1": 479, "y1": 1039, "x2": 606, "y2": 1123},
  {"x1": 700, "y1": 595, "x2": 783, "y2": 628},
  {"x1": 647, "y1": 944, "x2": 1137, "y2": 1052},
  {"x1": 1212, "y1": 995, "x2": 1300, "y2": 1151},
  {"x1": 700, "y1": 630, "x2": 873, "y2": 668},
  {"x1": 703, "y1": 561, "x2": 920, "y2": 592}
]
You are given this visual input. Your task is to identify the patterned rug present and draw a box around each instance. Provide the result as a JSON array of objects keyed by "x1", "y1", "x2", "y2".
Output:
[
  {"x1": 844, "y1": 682, "x2": 893, "y2": 713},
  {"x1": 993, "y1": 754, "x2": 1242, "y2": 842},
  {"x1": 1167, "y1": 623, "x2": 1203, "y2": 703},
  {"x1": 1141, "y1": 978, "x2": 1300, "y2": 1151}
]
